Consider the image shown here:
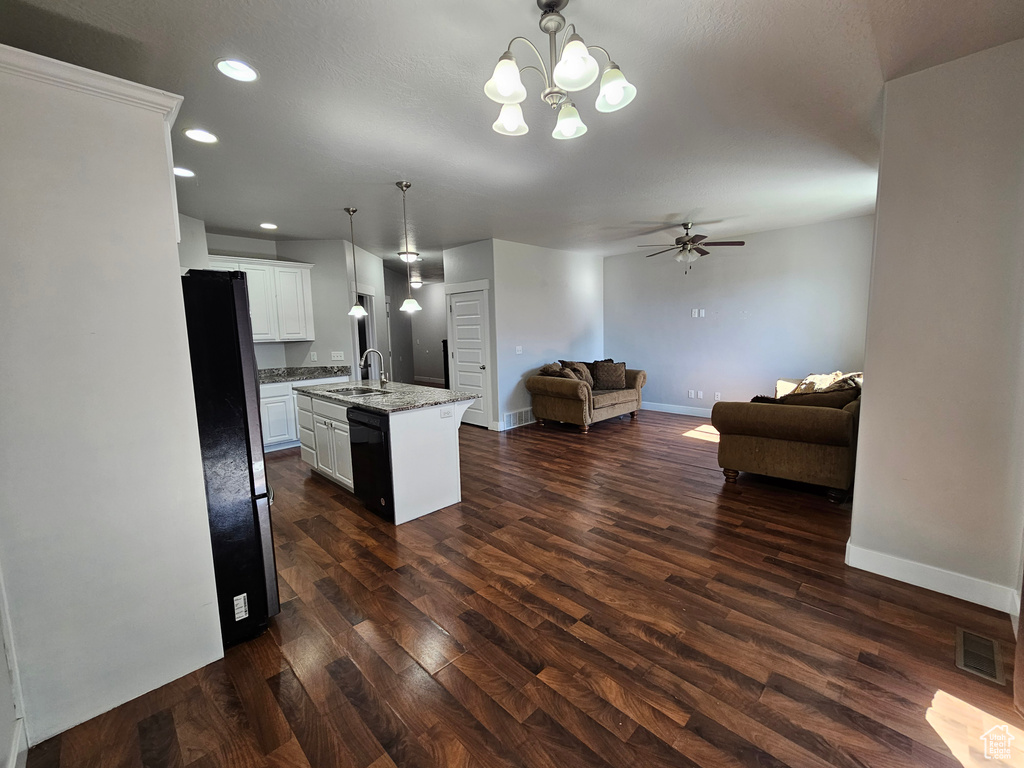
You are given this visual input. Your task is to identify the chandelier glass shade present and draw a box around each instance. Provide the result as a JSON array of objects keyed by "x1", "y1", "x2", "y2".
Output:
[
  {"x1": 396, "y1": 181, "x2": 422, "y2": 313},
  {"x1": 484, "y1": 0, "x2": 635, "y2": 140},
  {"x1": 345, "y1": 208, "x2": 368, "y2": 318}
]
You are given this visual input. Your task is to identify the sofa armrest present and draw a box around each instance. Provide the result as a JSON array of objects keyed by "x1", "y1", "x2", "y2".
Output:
[
  {"x1": 625, "y1": 369, "x2": 646, "y2": 390},
  {"x1": 711, "y1": 402, "x2": 856, "y2": 447},
  {"x1": 525, "y1": 376, "x2": 590, "y2": 401}
]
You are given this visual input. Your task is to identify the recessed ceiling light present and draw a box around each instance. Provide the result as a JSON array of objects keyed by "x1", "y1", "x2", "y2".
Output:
[
  {"x1": 173, "y1": 167, "x2": 195, "y2": 177},
  {"x1": 260, "y1": 223, "x2": 278, "y2": 230},
  {"x1": 215, "y1": 59, "x2": 259, "y2": 82},
  {"x1": 184, "y1": 128, "x2": 218, "y2": 143}
]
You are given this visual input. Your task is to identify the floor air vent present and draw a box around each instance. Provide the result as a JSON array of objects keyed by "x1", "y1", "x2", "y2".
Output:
[
  {"x1": 955, "y1": 627, "x2": 1005, "y2": 685},
  {"x1": 503, "y1": 408, "x2": 534, "y2": 430}
]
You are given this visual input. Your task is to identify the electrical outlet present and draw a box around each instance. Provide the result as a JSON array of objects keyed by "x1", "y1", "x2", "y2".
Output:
[
  {"x1": 700, "y1": 309, "x2": 705, "y2": 318},
  {"x1": 688, "y1": 389, "x2": 695, "y2": 398},
  {"x1": 697, "y1": 390, "x2": 703, "y2": 399},
  {"x1": 310, "y1": 351, "x2": 318, "y2": 362},
  {"x1": 715, "y1": 392, "x2": 721, "y2": 401},
  {"x1": 515, "y1": 345, "x2": 523, "y2": 355},
  {"x1": 691, "y1": 308, "x2": 698, "y2": 318},
  {"x1": 440, "y1": 407, "x2": 453, "y2": 419},
  {"x1": 233, "y1": 593, "x2": 249, "y2": 621},
  {"x1": 331, "y1": 352, "x2": 344, "y2": 361}
]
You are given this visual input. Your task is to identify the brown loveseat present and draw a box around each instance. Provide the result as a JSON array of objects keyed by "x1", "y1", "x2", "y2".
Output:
[
  {"x1": 526, "y1": 362, "x2": 646, "y2": 433},
  {"x1": 711, "y1": 387, "x2": 861, "y2": 502}
]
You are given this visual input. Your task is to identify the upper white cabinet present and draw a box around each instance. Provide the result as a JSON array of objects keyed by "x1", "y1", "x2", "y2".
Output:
[{"x1": 208, "y1": 256, "x2": 315, "y2": 343}]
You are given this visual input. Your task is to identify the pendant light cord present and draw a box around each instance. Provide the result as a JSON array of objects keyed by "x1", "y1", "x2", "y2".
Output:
[
  {"x1": 347, "y1": 209, "x2": 359, "y2": 293},
  {"x1": 402, "y1": 187, "x2": 413, "y2": 299}
]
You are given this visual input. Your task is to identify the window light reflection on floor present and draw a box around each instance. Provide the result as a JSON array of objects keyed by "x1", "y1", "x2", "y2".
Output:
[
  {"x1": 682, "y1": 424, "x2": 720, "y2": 443},
  {"x1": 926, "y1": 689, "x2": 1024, "y2": 766}
]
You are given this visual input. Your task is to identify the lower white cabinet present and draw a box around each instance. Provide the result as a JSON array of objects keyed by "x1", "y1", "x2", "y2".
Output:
[
  {"x1": 260, "y1": 376, "x2": 348, "y2": 451},
  {"x1": 298, "y1": 395, "x2": 353, "y2": 491}
]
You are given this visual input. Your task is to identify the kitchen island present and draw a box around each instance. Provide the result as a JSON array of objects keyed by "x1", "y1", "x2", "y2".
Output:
[{"x1": 292, "y1": 381, "x2": 477, "y2": 524}]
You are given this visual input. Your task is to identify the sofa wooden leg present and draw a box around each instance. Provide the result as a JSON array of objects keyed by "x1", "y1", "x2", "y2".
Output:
[
  {"x1": 630, "y1": 410, "x2": 638, "y2": 419},
  {"x1": 723, "y1": 469, "x2": 739, "y2": 483},
  {"x1": 826, "y1": 488, "x2": 847, "y2": 504},
  {"x1": 536, "y1": 418, "x2": 546, "y2": 426},
  {"x1": 579, "y1": 424, "x2": 590, "y2": 434}
]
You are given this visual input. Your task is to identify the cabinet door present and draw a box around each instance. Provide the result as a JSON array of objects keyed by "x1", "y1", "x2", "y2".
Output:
[
  {"x1": 331, "y1": 420, "x2": 352, "y2": 489},
  {"x1": 313, "y1": 418, "x2": 334, "y2": 477},
  {"x1": 261, "y1": 395, "x2": 296, "y2": 445},
  {"x1": 275, "y1": 267, "x2": 308, "y2": 340},
  {"x1": 240, "y1": 263, "x2": 278, "y2": 341}
]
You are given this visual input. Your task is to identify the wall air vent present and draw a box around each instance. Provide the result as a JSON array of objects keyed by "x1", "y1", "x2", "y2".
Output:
[{"x1": 955, "y1": 627, "x2": 1005, "y2": 685}]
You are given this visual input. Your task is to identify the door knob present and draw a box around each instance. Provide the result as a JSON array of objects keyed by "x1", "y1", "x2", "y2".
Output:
[{"x1": 479, "y1": 365, "x2": 486, "y2": 370}]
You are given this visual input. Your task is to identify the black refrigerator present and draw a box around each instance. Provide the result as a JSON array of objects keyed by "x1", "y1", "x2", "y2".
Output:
[{"x1": 181, "y1": 269, "x2": 280, "y2": 647}]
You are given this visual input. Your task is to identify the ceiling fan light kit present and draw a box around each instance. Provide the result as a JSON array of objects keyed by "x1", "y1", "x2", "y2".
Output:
[
  {"x1": 639, "y1": 223, "x2": 746, "y2": 274},
  {"x1": 484, "y1": 0, "x2": 636, "y2": 140}
]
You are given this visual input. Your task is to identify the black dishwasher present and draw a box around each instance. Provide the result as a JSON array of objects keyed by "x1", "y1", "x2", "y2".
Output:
[{"x1": 348, "y1": 407, "x2": 394, "y2": 522}]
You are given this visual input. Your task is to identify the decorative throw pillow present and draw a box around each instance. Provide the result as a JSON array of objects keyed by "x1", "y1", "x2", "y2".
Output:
[
  {"x1": 750, "y1": 395, "x2": 780, "y2": 404},
  {"x1": 819, "y1": 372, "x2": 863, "y2": 392},
  {"x1": 584, "y1": 358, "x2": 613, "y2": 377},
  {"x1": 559, "y1": 360, "x2": 593, "y2": 388},
  {"x1": 591, "y1": 360, "x2": 626, "y2": 390},
  {"x1": 538, "y1": 362, "x2": 562, "y2": 377},
  {"x1": 558, "y1": 367, "x2": 579, "y2": 380},
  {"x1": 793, "y1": 371, "x2": 845, "y2": 393}
]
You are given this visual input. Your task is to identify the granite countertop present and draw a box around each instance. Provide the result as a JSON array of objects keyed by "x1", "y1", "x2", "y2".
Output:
[
  {"x1": 258, "y1": 366, "x2": 351, "y2": 384},
  {"x1": 293, "y1": 380, "x2": 479, "y2": 415}
]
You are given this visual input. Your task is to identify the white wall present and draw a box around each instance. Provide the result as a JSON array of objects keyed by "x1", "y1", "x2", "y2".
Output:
[
  {"x1": 206, "y1": 232, "x2": 277, "y2": 259},
  {"x1": 604, "y1": 216, "x2": 874, "y2": 416},
  {"x1": 0, "y1": 46, "x2": 222, "y2": 743},
  {"x1": 411, "y1": 283, "x2": 448, "y2": 384},
  {"x1": 274, "y1": 240, "x2": 390, "y2": 378},
  {"x1": 493, "y1": 240, "x2": 605, "y2": 418},
  {"x1": 177, "y1": 213, "x2": 209, "y2": 272},
  {"x1": 850, "y1": 40, "x2": 1024, "y2": 613}
]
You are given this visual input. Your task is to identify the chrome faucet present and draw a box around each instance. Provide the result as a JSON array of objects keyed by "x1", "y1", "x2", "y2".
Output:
[{"x1": 360, "y1": 348, "x2": 387, "y2": 384}]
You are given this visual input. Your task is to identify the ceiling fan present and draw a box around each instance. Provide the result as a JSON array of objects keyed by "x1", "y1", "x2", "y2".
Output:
[{"x1": 637, "y1": 222, "x2": 745, "y2": 273}]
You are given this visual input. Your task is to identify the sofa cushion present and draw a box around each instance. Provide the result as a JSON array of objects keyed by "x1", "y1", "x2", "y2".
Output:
[
  {"x1": 779, "y1": 389, "x2": 860, "y2": 409},
  {"x1": 592, "y1": 389, "x2": 637, "y2": 408},
  {"x1": 558, "y1": 368, "x2": 579, "y2": 380},
  {"x1": 559, "y1": 360, "x2": 593, "y2": 388},
  {"x1": 591, "y1": 360, "x2": 626, "y2": 390}
]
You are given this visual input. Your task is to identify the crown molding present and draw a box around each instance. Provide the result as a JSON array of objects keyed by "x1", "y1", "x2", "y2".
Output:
[{"x1": 0, "y1": 43, "x2": 182, "y2": 125}]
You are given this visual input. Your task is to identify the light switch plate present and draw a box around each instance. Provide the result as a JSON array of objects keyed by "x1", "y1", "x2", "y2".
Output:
[
  {"x1": 691, "y1": 308, "x2": 698, "y2": 318},
  {"x1": 700, "y1": 309, "x2": 705, "y2": 318},
  {"x1": 688, "y1": 389, "x2": 695, "y2": 398},
  {"x1": 697, "y1": 391, "x2": 703, "y2": 399}
]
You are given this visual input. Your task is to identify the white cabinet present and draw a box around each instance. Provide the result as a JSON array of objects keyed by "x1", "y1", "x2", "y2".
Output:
[
  {"x1": 208, "y1": 256, "x2": 314, "y2": 343},
  {"x1": 261, "y1": 376, "x2": 348, "y2": 451},
  {"x1": 299, "y1": 396, "x2": 353, "y2": 491}
]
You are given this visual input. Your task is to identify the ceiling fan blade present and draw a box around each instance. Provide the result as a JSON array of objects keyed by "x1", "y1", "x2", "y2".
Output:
[
  {"x1": 688, "y1": 234, "x2": 707, "y2": 244},
  {"x1": 694, "y1": 247, "x2": 711, "y2": 257},
  {"x1": 644, "y1": 247, "x2": 680, "y2": 258},
  {"x1": 636, "y1": 244, "x2": 674, "y2": 247},
  {"x1": 701, "y1": 240, "x2": 745, "y2": 247}
]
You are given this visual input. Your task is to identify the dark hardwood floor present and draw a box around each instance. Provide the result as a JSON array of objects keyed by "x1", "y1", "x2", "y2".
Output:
[{"x1": 28, "y1": 412, "x2": 1020, "y2": 767}]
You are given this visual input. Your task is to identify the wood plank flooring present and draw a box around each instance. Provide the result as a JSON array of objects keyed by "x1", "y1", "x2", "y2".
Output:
[{"x1": 28, "y1": 412, "x2": 1020, "y2": 767}]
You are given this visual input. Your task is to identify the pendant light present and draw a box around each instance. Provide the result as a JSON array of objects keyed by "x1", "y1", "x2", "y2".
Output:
[
  {"x1": 396, "y1": 181, "x2": 422, "y2": 313},
  {"x1": 345, "y1": 207, "x2": 368, "y2": 318}
]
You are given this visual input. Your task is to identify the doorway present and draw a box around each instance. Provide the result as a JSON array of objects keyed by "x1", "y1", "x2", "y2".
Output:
[{"x1": 447, "y1": 290, "x2": 492, "y2": 428}]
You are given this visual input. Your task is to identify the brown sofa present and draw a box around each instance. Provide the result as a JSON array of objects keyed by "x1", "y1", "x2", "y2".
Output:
[
  {"x1": 711, "y1": 390, "x2": 861, "y2": 502},
  {"x1": 526, "y1": 367, "x2": 646, "y2": 433}
]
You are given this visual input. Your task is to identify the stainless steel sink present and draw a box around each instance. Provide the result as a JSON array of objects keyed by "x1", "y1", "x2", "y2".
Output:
[{"x1": 332, "y1": 387, "x2": 383, "y2": 396}]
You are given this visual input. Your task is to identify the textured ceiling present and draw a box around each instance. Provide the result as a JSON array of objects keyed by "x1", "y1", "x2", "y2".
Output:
[{"x1": 4, "y1": 0, "x2": 1022, "y2": 280}]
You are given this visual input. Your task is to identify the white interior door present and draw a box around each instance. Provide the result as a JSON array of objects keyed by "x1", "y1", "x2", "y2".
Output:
[{"x1": 448, "y1": 290, "x2": 492, "y2": 428}]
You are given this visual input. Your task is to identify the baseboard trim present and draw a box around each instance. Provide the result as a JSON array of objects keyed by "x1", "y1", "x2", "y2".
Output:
[
  {"x1": 263, "y1": 439, "x2": 300, "y2": 453},
  {"x1": 7, "y1": 718, "x2": 26, "y2": 768},
  {"x1": 641, "y1": 402, "x2": 713, "y2": 419},
  {"x1": 846, "y1": 541, "x2": 1018, "y2": 615}
]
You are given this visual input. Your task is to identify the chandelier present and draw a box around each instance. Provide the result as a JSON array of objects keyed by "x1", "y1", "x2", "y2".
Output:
[{"x1": 484, "y1": 0, "x2": 636, "y2": 139}]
